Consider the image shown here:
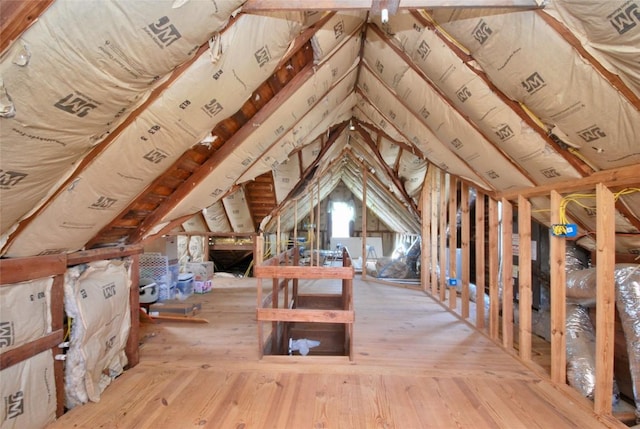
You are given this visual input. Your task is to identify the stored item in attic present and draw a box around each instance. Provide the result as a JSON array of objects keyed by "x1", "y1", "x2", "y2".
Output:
[
  {"x1": 149, "y1": 301, "x2": 202, "y2": 317},
  {"x1": 176, "y1": 273, "x2": 194, "y2": 298},
  {"x1": 139, "y1": 278, "x2": 158, "y2": 304}
]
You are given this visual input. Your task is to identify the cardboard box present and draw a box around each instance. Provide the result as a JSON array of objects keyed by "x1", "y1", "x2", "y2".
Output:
[
  {"x1": 185, "y1": 261, "x2": 214, "y2": 281},
  {"x1": 194, "y1": 280, "x2": 213, "y2": 294}
]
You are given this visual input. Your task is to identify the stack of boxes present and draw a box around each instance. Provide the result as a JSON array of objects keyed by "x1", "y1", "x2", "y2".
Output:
[{"x1": 185, "y1": 261, "x2": 214, "y2": 294}]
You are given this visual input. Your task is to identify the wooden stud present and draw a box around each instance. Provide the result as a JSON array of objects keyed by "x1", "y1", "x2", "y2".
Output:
[
  {"x1": 501, "y1": 198, "x2": 513, "y2": 349},
  {"x1": 448, "y1": 176, "x2": 458, "y2": 306},
  {"x1": 488, "y1": 197, "x2": 499, "y2": 340},
  {"x1": 431, "y1": 169, "x2": 439, "y2": 297},
  {"x1": 460, "y1": 182, "x2": 470, "y2": 319},
  {"x1": 594, "y1": 183, "x2": 616, "y2": 416},
  {"x1": 475, "y1": 191, "x2": 486, "y2": 330},
  {"x1": 549, "y1": 190, "x2": 566, "y2": 384},
  {"x1": 439, "y1": 174, "x2": 448, "y2": 302},
  {"x1": 517, "y1": 195, "x2": 532, "y2": 362},
  {"x1": 421, "y1": 168, "x2": 432, "y2": 293},
  {"x1": 362, "y1": 169, "x2": 368, "y2": 279}
]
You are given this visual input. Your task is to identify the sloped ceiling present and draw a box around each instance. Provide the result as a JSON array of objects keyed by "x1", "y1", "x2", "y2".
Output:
[{"x1": 1, "y1": 0, "x2": 639, "y2": 258}]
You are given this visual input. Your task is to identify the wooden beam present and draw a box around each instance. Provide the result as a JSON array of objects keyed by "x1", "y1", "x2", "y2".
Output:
[
  {"x1": 460, "y1": 182, "x2": 470, "y2": 319},
  {"x1": 488, "y1": 197, "x2": 499, "y2": 340},
  {"x1": 242, "y1": 0, "x2": 543, "y2": 11},
  {"x1": 257, "y1": 308, "x2": 354, "y2": 324},
  {"x1": 0, "y1": 254, "x2": 66, "y2": 284},
  {"x1": 131, "y1": 59, "x2": 318, "y2": 243},
  {"x1": 497, "y1": 164, "x2": 640, "y2": 201},
  {"x1": 537, "y1": 10, "x2": 640, "y2": 109},
  {"x1": 501, "y1": 198, "x2": 514, "y2": 349},
  {"x1": 475, "y1": 191, "x2": 486, "y2": 330},
  {"x1": 0, "y1": 330, "x2": 63, "y2": 370},
  {"x1": 549, "y1": 190, "x2": 567, "y2": 385},
  {"x1": 594, "y1": 183, "x2": 616, "y2": 416},
  {"x1": 517, "y1": 195, "x2": 532, "y2": 362},
  {"x1": 66, "y1": 244, "x2": 144, "y2": 266},
  {"x1": 369, "y1": 23, "x2": 538, "y2": 186},
  {"x1": 51, "y1": 273, "x2": 65, "y2": 417},
  {"x1": 356, "y1": 122, "x2": 420, "y2": 215},
  {"x1": 0, "y1": 0, "x2": 54, "y2": 53},
  {"x1": 254, "y1": 265, "x2": 354, "y2": 280},
  {"x1": 411, "y1": 10, "x2": 594, "y2": 178}
]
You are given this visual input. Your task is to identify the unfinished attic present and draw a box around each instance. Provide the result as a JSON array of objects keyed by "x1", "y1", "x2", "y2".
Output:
[{"x1": 1, "y1": 0, "x2": 640, "y2": 427}]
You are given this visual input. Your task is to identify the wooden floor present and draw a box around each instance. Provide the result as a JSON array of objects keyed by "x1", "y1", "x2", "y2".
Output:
[{"x1": 47, "y1": 276, "x2": 628, "y2": 429}]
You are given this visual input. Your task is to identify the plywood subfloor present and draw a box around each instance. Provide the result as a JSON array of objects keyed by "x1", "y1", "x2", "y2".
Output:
[{"x1": 47, "y1": 276, "x2": 627, "y2": 429}]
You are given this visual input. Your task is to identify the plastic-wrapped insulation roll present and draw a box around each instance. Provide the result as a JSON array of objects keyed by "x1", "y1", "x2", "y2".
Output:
[
  {"x1": 613, "y1": 264, "x2": 640, "y2": 422},
  {"x1": 566, "y1": 304, "x2": 620, "y2": 403}
]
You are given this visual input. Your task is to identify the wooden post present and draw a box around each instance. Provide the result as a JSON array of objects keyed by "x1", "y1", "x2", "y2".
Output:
[
  {"x1": 421, "y1": 168, "x2": 432, "y2": 293},
  {"x1": 51, "y1": 274, "x2": 65, "y2": 417},
  {"x1": 488, "y1": 197, "x2": 499, "y2": 340},
  {"x1": 501, "y1": 198, "x2": 514, "y2": 349},
  {"x1": 460, "y1": 182, "x2": 470, "y2": 318},
  {"x1": 362, "y1": 169, "x2": 368, "y2": 279},
  {"x1": 431, "y1": 170, "x2": 439, "y2": 297},
  {"x1": 475, "y1": 191, "x2": 486, "y2": 330},
  {"x1": 256, "y1": 235, "x2": 264, "y2": 358},
  {"x1": 449, "y1": 286, "x2": 457, "y2": 310},
  {"x1": 316, "y1": 181, "x2": 320, "y2": 263},
  {"x1": 309, "y1": 187, "x2": 314, "y2": 266},
  {"x1": 439, "y1": 174, "x2": 448, "y2": 302},
  {"x1": 517, "y1": 195, "x2": 532, "y2": 362},
  {"x1": 448, "y1": 176, "x2": 458, "y2": 305},
  {"x1": 126, "y1": 253, "x2": 140, "y2": 368},
  {"x1": 549, "y1": 190, "x2": 566, "y2": 384},
  {"x1": 594, "y1": 183, "x2": 616, "y2": 416}
]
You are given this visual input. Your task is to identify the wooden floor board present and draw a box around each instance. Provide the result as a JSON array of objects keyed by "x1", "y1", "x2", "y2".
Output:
[{"x1": 46, "y1": 276, "x2": 627, "y2": 428}]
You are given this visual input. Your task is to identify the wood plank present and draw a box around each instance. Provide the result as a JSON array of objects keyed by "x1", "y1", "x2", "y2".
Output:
[
  {"x1": 0, "y1": 0, "x2": 53, "y2": 53},
  {"x1": 448, "y1": 176, "x2": 458, "y2": 304},
  {"x1": 501, "y1": 198, "x2": 514, "y2": 349},
  {"x1": 439, "y1": 174, "x2": 448, "y2": 302},
  {"x1": 460, "y1": 182, "x2": 470, "y2": 319},
  {"x1": 0, "y1": 254, "x2": 66, "y2": 284},
  {"x1": 497, "y1": 164, "x2": 640, "y2": 201},
  {"x1": 421, "y1": 168, "x2": 431, "y2": 293},
  {"x1": 66, "y1": 244, "x2": 144, "y2": 265},
  {"x1": 517, "y1": 195, "x2": 532, "y2": 362},
  {"x1": 242, "y1": 0, "x2": 543, "y2": 11},
  {"x1": 126, "y1": 253, "x2": 140, "y2": 369},
  {"x1": 549, "y1": 190, "x2": 567, "y2": 384},
  {"x1": 488, "y1": 197, "x2": 499, "y2": 340},
  {"x1": 475, "y1": 191, "x2": 486, "y2": 330},
  {"x1": 254, "y1": 265, "x2": 354, "y2": 280},
  {"x1": 51, "y1": 273, "x2": 65, "y2": 417},
  {"x1": 257, "y1": 308, "x2": 354, "y2": 323},
  {"x1": 430, "y1": 169, "x2": 439, "y2": 297},
  {"x1": 594, "y1": 183, "x2": 616, "y2": 416},
  {"x1": 0, "y1": 330, "x2": 63, "y2": 370}
]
